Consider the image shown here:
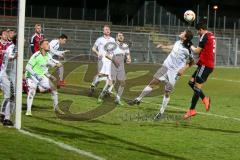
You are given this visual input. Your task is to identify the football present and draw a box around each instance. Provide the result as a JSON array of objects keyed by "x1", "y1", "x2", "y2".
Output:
[{"x1": 184, "y1": 10, "x2": 196, "y2": 22}]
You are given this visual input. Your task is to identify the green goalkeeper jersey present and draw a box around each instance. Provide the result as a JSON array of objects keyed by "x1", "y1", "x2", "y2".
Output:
[{"x1": 25, "y1": 51, "x2": 52, "y2": 78}]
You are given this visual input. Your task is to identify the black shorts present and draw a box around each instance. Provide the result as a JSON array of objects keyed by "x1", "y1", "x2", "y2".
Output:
[{"x1": 192, "y1": 65, "x2": 213, "y2": 84}]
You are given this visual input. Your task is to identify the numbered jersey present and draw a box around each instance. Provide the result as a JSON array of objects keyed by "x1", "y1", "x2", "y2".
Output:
[
  {"x1": 163, "y1": 40, "x2": 192, "y2": 72},
  {"x1": 197, "y1": 32, "x2": 215, "y2": 68}
]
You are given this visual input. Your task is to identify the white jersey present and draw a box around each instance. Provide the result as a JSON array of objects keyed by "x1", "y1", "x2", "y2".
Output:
[
  {"x1": 111, "y1": 42, "x2": 130, "y2": 68},
  {"x1": 94, "y1": 36, "x2": 115, "y2": 62},
  {"x1": 0, "y1": 43, "x2": 16, "y2": 76},
  {"x1": 49, "y1": 39, "x2": 65, "y2": 57},
  {"x1": 163, "y1": 40, "x2": 192, "y2": 72}
]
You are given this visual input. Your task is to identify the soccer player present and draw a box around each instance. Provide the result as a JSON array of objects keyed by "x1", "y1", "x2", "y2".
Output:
[
  {"x1": 129, "y1": 30, "x2": 194, "y2": 119},
  {"x1": 183, "y1": 21, "x2": 215, "y2": 119},
  {"x1": 25, "y1": 39, "x2": 63, "y2": 116},
  {"x1": 49, "y1": 34, "x2": 70, "y2": 87},
  {"x1": 88, "y1": 25, "x2": 115, "y2": 97},
  {"x1": 30, "y1": 24, "x2": 44, "y2": 54},
  {"x1": 7, "y1": 29, "x2": 16, "y2": 45},
  {"x1": 0, "y1": 31, "x2": 17, "y2": 126},
  {"x1": 103, "y1": 32, "x2": 131, "y2": 105}
]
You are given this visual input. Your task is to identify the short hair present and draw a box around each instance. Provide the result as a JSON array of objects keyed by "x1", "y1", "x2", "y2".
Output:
[
  {"x1": 35, "y1": 24, "x2": 41, "y2": 28},
  {"x1": 7, "y1": 29, "x2": 15, "y2": 32},
  {"x1": 195, "y1": 21, "x2": 207, "y2": 30},
  {"x1": 103, "y1": 25, "x2": 110, "y2": 29},
  {"x1": 59, "y1": 34, "x2": 68, "y2": 39},
  {"x1": 116, "y1": 32, "x2": 123, "y2": 36},
  {"x1": 39, "y1": 38, "x2": 48, "y2": 46}
]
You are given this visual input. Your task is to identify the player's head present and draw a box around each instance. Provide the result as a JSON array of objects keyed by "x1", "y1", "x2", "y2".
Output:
[
  {"x1": 35, "y1": 24, "x2": 42, "y2": 34},
  {"x1": 195, "y1": 21, "x2": 207, "y2": 36},
  {"x1": 7, "y1": 29, "x2": 16, "y2": 40},
  {"x1": 1, "y1": 30, "x2": 8, "y2": 41},
  {"x1": 39, "y1": 39, "x2": 49, "y2": 52},
  {"x1": 179, "y1": 30, "x2": 193, "y2": 46},
  {"x1": 116, "y1": 32, "x2": 124, "y2": 42},
  {"x1": 58, "y1": 34, "x2": 68, "y2": 45},
  {"x1": 103, "y1": 25, "x2": 111, "y2": 36}
]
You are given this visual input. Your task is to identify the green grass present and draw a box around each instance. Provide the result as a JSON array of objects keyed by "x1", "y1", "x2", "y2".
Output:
[{"x1": 1, "y1": 62, "x2": 240, "y2": 160}]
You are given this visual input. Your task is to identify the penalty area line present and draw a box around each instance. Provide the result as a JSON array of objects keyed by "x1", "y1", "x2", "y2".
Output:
[{"x1": 19, "y1": 129, "x2": 105, "y2": 160}]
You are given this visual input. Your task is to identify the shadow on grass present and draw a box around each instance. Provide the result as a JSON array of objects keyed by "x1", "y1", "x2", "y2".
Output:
[{"x1": 25, "y1": 116, "x2": 189, "y2": 160}]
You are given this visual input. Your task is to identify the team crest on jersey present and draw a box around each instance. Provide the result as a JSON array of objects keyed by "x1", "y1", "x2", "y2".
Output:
[{"x1": 104, "y1": 42, "x2": 117, "y2": 52}]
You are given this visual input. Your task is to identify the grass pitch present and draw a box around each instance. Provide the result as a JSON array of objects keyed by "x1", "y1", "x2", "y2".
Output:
[{"x1": 1, "y1": 62, "x2": 240, "y2": 160}]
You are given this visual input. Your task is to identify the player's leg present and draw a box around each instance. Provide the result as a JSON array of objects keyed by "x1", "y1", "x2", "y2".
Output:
[
  {"x1": 130, "y1": 66, "x2": 168, "y2": 105},
  {"x1": 155, "y1": 70, "x2": 177, "y2": 119},
  {"x1": 26, "y1": 78, "x2": 37, "y2": 116},
  {"x1": 89, "y1": 60, "x2": 107, "y2": 96},
  {"x1": 128, "y1": 78, "x2": 160, "y2": 106},
  {"x1": 97, "y1": 61, "x2": 112, "y2": 102},
  {"x1": 57, "y1": 65, "x2": 65, "y2": 87},
  {"x1": 98, "y1": 77, "x2": 112, "y2": 103},
  {"x1": 184, "y1": 65, "x2": 213, "y2": 119},
  {"x1": 114, "y1": 69, "x2": 126, "y2": 105},
  {"x1": 115, "y1": 80, "x2": 125, "y2": 106},
  {"x1": 0, "y1": 75, "x2": 13, "y2": 125},
  {"x1": 188, "y1": 66, "x2": 205, "y2": 100}
]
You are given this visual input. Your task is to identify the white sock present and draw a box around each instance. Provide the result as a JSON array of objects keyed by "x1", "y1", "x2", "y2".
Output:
[
  {"x1": 58, "y1": 66, "x2": 64, "y2": 81},
  {"x1": 51, "y1": 90, "x2": 58, "y2": 109},
  {"x1": 91, "y1": 76, "x2": 107, "y2": 86},
  {"x1": 27, "y1": 88, "x2": 36, "y2": 112},
  {"x1": 4, "y1": 99, "x2": 10, "y2": 120},
  {"x1": 108, "y1": 84, "x2": 114, "y2": 93},
  {"x1": 91, "y1": 75, "x2": 99, "y2": 86},
  {"x1": 160, "y1": 96, "x2": 170, "y2": 114},
  {"x1": 1, "y1": 98, "x2": 7, "y2": 113},
  {"x1": 136, "y1": 85, "x2": 153, "y2": 101},
  {"x1": 116, "y1": 86, "x2": 124, "y2": 101}
]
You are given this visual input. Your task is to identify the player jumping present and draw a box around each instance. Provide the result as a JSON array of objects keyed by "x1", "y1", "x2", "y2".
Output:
[
  {"x1": 183, "y1": 21, "x2": 215, "y2": 119},
  {"x1": 129, "y1": 30, "x2": 194, "y2": 119}
]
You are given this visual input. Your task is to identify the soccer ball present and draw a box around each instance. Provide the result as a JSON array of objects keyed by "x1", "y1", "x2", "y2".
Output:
[{"x1": 184, "y1": 10, "x2": 196, "y2": 23}]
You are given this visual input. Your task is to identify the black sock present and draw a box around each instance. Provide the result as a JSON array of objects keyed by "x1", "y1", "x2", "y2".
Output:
[
  {"x1": 199, "y1": 90, "x2": 205, "y2": 100},
  {"x1": 188, "y1": 81, "x2": 194, "y2": 89},
  {"x1": 188, "y1": 81, "x2": 205, "y2": 100},
  {"x1": 190, "y1": 87, "x2": 201, "y2": 109}
]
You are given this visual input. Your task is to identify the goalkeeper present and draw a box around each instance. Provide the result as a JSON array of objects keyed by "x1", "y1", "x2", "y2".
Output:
[{"x1": 25, "y1": 39, "x2": 64, "y2": 116}]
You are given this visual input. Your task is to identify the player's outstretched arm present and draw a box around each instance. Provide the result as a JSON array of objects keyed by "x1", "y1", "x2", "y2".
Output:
[{"x1": 156, "y1": 43, "x2": 173, "y2": 50}]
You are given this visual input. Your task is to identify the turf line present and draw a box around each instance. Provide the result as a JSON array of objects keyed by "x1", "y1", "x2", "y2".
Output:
[
  {"x1": 19, "y1": 129, "x2": 105, "y2": 160},
  {"x1": 143, "y1": 101, "x2": 240, "y2": 122}
]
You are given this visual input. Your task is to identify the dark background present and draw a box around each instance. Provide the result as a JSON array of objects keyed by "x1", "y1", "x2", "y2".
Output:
[{"x1": 1, "y1": 0, "x2": 239, "y2": 24}]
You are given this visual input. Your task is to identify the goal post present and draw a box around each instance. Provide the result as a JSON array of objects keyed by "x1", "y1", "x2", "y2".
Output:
[{"x1": 15, "y1": 0, "x2": 26, "y2": 129}]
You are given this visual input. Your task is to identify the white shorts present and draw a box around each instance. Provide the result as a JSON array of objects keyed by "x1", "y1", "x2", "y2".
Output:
[
  {"x1": 27, "y1": 76, "x2": 50, "y2": 91},
  {"x1": 154, "y1": 66, "x2": 178, "y2": 92},
  {"x1": 98, "y1": 60, "x2": 111, "y2": 76},
  {"x1": 0, "y1": 71, "x2": 11, "y2": 99}
]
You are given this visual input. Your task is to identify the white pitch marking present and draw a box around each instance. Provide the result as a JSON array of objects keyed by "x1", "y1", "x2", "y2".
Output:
[
  {"x1": 19, "y1": 130, "x2": 105, "y2": 160},
  {"x1": 143, "y1": 101, "x2": 240, "y2": 122}
]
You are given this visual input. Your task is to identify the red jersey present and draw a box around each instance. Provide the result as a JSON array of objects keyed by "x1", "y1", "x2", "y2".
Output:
[
  {"x1": 197, "y1": 32, "x2": 215, "y2": 68},
  {"x1": 0, "y1": 40, "x2": 11, "y2": 69},
  {"x1": 30, "y1": 33, "x2": 44, "y2": 54}
]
